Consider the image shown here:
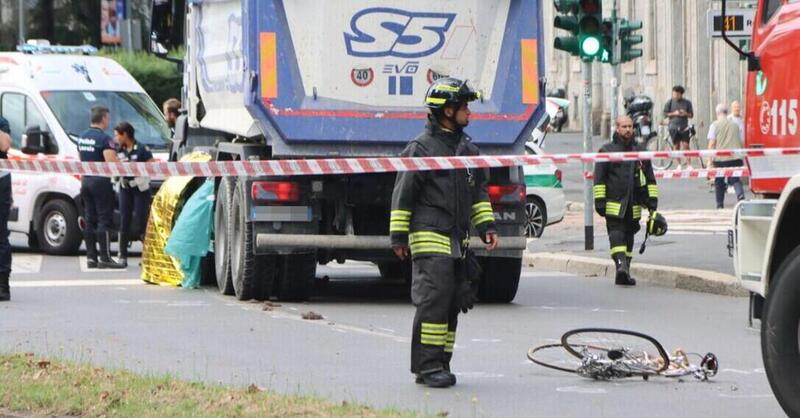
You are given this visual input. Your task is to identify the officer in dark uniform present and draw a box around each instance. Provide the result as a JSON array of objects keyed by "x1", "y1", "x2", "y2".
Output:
[
  {"x1": 113, "y1": 121, "x2": 154, "y2": 267},
  {"x1": 0, "y1": 116, "x2": 12, "y2": 301},
  {"x1": 594, "y1": 116, "x2": 659, "y2": 286},
  {"x1": 78, "y1": 106, "x2": 125, "y2": 269},
  {"x1": 390, "y1": 78, "x2": 499, "y2": 388}
]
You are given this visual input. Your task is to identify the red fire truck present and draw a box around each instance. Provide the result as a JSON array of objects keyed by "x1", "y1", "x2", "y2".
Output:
[{"x1": 727, "y1": 0, "x2": 800, "y2": 415}]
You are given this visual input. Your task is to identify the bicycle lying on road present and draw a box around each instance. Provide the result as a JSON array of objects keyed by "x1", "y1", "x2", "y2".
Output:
[
  {"x1": 528, "y1": 328, "x2": 719, "y2": 381},
  {"x1": 646, "y1": 123, "x2": 706, "y2": 171}
]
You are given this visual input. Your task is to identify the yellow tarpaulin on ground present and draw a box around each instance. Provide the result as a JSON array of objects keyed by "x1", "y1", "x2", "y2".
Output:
[{"x1": 141, "y1": 151, "x2": 212, "y2": 286}]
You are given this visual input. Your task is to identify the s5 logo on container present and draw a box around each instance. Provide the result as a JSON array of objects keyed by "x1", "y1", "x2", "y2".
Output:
[{"x1": 344, "y1": 8, "x2": 456, "y2": 58}]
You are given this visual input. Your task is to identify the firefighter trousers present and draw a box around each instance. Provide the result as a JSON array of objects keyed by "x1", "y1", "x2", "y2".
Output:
[
  {"x1": 410, "y1": 256, "x2": 460, "y2": 375},
  {"x1": 606, "y1": 209, "x2": 641, "y2": 260}
]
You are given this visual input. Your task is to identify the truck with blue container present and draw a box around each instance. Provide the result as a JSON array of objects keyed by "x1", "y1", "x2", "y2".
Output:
[{"x1": 150, "y1": 0, "x2": 546, "y2": 302}]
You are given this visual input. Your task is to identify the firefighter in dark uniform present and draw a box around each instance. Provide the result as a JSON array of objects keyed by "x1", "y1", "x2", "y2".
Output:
[
  {"x1": 78, "y1": 106, "x2": 125, "y2": 269},
  {"x1": 390, "y1": 78, "x2": 499, "y2": 388},
  {"x1": 0, "y1": 117, "x2": 12, "y2": 301},
  {"x1": 113, "y1": 122, "x2": 154, "y2": 267},
  {"x1": 594, "y1": 116, "x2": 659, "y2": 286}
]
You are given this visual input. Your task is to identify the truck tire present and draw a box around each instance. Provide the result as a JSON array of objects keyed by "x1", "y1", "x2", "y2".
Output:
[
  {"x1": 214, "y1": 178, "x2": 235, "y2": 295},
  {"x1": 229, "y1": 180, "x2": 276, "y2": 301},
  {"x1": 274, "y1": 252, "x2": 317, "y2": 302},
  {"x1": 36, "y1": 199, "x2": 82, "y2": 255},
  {"x1": 378, "y1": 261, "x2": 412, "y2": 282},
  {"x1": 761, "y1": 245, "x2": 800, "y2": 417},
  {"x1": 477, "y1": 257, "x2": 522, "y2": 303}
]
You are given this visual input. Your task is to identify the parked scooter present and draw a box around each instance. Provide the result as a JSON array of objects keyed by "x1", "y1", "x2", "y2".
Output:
[{"x1": 623, "y1": 94, "x2": 657, "y2": 145}]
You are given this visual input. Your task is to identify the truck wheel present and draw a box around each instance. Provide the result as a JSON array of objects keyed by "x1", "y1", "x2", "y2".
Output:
[
  {"x1": 477, "y1": 257, "x2": 522, "y2": 303},
  {"x1": 229, "y1": 180, "x2": 276, "y2": 301},
  {"x1": 36, "y1": 199, "x2": 82, "y2": 255},
  {"x1": 214, "y1": 178, "x2": 234, "y2": 295},
  {"x1": 761, "y1": 245, "x2": 800, "y2": 417},
  {"x1": 275, "y1": 252, "x2": 317, "y2": 302},
  {"x1": 378, "y1": 261, "x2": 412, "y2": 282}
]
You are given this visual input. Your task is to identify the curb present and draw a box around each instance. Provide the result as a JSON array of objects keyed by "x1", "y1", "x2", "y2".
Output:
[{"x1": 524, "y1": 252, "x2": 747, "y2": 297}]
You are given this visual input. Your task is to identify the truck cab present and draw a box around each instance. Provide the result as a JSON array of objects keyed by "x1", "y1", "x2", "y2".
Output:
[
  {"x1": 727, "y1": 1, "x2": 800, "y2": 415},
  {"x1": 0, "y1": 42, "x2": 171, "y2": 254}
]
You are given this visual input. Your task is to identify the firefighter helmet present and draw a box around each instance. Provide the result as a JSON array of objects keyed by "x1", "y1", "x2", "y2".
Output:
[
  {"x1": 424, "y1": 78, "x2": 480, "y2": 110},
  {"x1": 646, "y1": 211, "x2": 668, "y2": 237}
]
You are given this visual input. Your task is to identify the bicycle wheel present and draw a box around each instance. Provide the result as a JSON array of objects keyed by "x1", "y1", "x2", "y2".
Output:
[
  {"x1": 690, "y1": 134, "x2": 706, "y2": 169},
  {"x1": 527, "y1": 343, "x2": 583, "y2": 374},
  {"x1": 646, "y1": 134, "x2": 673, "y2": 171},
  {"x1": 561, "y1": 328, "x2": 670, "y2": 374}
]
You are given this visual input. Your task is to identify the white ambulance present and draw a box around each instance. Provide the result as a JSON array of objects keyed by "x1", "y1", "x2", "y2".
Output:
[{"x1": 0, "y1": 42, "x2": 171, "y2": 255}]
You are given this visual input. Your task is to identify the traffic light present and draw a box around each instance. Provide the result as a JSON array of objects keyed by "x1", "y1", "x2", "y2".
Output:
[
  {"x1": 553, "y1": 0, "x2": 580, "y2": 56},
  {"x1": 619, "y1": 18, "x2": 643, "y2": 63},
  {"x1": 577, "y1": 0, "x2": 604, "y2": 61}
]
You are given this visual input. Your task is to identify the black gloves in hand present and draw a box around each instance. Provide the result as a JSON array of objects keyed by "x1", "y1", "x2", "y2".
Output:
[{"x1": 457, "y1": 280, "x2": 479, "y2": 314}]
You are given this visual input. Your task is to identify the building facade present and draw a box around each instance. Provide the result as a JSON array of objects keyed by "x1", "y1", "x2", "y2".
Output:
[{"x1": 543, "y1": 0, "x2": 753, "y2": 143}]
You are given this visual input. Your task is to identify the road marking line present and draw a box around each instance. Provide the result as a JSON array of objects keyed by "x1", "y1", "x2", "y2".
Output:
[
  {"x1": 11, "y1": 254, "x2": 42, "y2": 274},
  {"x1": 556, "y1": 386, "x2": 607, "y2": 394},
  {"x1": 11, "y1": 279, "x2": 143, "y2": 288}
]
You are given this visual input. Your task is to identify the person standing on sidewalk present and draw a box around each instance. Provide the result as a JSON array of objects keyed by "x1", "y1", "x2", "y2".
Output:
[
  {"x1": 78, "y1": 106, "x2": 125, "y2": 269},
  {"x1": 663, "y1": 86, "x2": 694, "y2": 170},
  {"x1": 390, "y1": 78, "x2": 499, "y2": 388},
  {"x1": 594, "y1": 116, "x2": 659, "y2": 286},
  {"x1": 707, "y1": 104, "x2": 745, "y2": 209},
  {"x1": 0, "y1": 117, "x2": 13, "y2": 301}
]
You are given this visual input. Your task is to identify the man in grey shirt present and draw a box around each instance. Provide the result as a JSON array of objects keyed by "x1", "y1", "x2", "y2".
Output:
[
  {"x1": 663, "y1": 85, "x2": 694, "y2": 169},
  {"x1": 707, "y1": 104, "x2": 745, "y2": 209}
]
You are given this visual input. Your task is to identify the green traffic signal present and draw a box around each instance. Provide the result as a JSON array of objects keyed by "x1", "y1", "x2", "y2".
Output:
[{"x1": 580, "y1": 36, "x2": 601, "y2": 56}]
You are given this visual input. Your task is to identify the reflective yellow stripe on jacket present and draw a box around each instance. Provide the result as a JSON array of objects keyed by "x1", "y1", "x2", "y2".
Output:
[
  {"x1": 606, "y1": 201, "x2": 622, "y2": 217},
  {"x1": 409, "y1": 231, "x2": 452, "y2": 256},
  {"x1": 390, "y1": 210, "x2": 412, "y2": 233},
  {"x1": 648, "y1": 184, "x2": 659, "y2": 198},
  {"x1": 593, "y1": 184, "x2": 607, "y2": 199},
  {"x1": 471, "y1": 201, "x2": 495, "y2": 227}
]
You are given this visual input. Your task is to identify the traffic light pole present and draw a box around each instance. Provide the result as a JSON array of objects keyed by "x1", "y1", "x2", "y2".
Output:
[
  {"x1": 609, "y1": 0, "x2": 620, "y2": 128},
  {"x1": 583, "y1": 60, "x2": 594, "y2": 251}
]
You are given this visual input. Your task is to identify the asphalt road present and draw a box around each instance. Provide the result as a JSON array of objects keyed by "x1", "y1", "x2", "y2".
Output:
[{"x1": 0, "y1": 259, "x2": 782, "y2": 418}]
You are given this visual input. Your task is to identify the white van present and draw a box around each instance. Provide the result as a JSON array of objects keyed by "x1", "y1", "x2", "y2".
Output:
[{"x1": 0, "y1": 44, "x2": 171, "y2": 255}]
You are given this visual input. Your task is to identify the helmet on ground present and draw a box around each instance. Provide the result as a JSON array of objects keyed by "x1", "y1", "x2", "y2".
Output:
[
  {"x1": 424, "y1": 78, "x2": 480, "y2": 110},
  {"x1": 647, "y1": 212, "x2": 667, "y2": 236}
]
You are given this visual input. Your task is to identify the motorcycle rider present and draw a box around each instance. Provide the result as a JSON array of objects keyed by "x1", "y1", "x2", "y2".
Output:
[
  {"x1": 594, "y1": 116, "x2": 659, "y2": 286},
  {"x1": 390, "y1": 77, "x2": 499, "y2": 388}
]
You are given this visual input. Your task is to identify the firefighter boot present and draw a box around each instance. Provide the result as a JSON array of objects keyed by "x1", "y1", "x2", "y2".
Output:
[
  {"x1": 613, "y1": 253, "x2": 636, "y2": 286},
  {"x1": 85, "y1": 231, "x2": 98, "y2": 268},
  {"x1": 419, "y1": 370, "x2": 455, "y2": 388},
  {"x1": 0, "y1": 274, "x2": 9, "y2": 301},
  {"x1": 416, "y1": 367, "x2": 456, "y2": 385},
  {"x1": 97, "y1": 232, "x2": 125, "y2": 269},
  {"x1": 117, "y1": 232, "x2": 129, "y2": 268}
]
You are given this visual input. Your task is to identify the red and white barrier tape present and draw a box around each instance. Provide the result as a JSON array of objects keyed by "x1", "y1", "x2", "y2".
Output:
[
  {"x1": 583, "y1": 167, "x2": 750, "y2": 180},
  {"x1": 0, "y1": 147, "x2": 793, "y2": 178}
]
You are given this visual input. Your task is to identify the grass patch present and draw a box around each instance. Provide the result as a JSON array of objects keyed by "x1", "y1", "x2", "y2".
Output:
[{"x1": 0, "y1": 353, "x2": 420, "y2": 418}]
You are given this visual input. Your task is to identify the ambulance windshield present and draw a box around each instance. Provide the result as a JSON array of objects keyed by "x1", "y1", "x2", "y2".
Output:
[{"x1": 42, "y1": 91, "x2": 171, "y2": 150}]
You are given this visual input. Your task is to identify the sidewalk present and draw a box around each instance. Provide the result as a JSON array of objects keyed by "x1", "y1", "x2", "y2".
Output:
[{"x1": 526, "y1": 206, "x2": 746, "y2": 297}]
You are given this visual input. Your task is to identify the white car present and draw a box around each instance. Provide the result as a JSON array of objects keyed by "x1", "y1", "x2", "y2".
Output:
[{"x1": 523, "y1": 142, "x2": 565, "y2": 238}]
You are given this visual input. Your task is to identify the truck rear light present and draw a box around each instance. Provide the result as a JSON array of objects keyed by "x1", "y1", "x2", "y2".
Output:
[
  {"x1": 251, "y1": 181, "x2": 300, "y2": 203},
  {"x1": 555, "y1": 169, "x2": 563, "y2": 183},
  {"x1": 488, "y1": 184, "x2": 525, "y2": 204}
]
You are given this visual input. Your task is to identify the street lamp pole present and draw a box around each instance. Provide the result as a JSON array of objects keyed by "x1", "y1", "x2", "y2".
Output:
[{"x1": 17, "y1": 0, "x2": 25, "y2": 44}]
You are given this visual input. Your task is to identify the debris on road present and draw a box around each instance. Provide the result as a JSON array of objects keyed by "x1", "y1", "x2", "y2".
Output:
[{"x1": 302, "y1": 311, "x2": 324, "y2": 320}]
